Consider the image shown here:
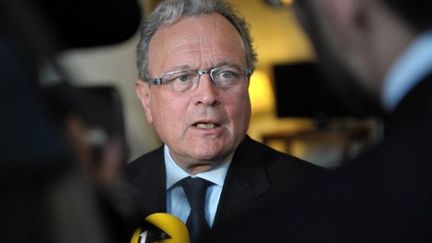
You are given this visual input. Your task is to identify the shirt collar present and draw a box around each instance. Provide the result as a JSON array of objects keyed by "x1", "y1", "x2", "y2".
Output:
[
  {"x1": 164, "y1": 145, "x2": 233, "y2": 190},
  {"x1": 382, "y1": 31, "x2": 432, "y2": 111}
]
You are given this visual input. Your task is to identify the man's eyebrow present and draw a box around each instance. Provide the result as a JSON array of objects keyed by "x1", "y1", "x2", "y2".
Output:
[
  {"x1": 162, "y1": 65, "x2": 195, "y2": 74},
  {"x1": 214, "y1": 61, "x2": 242, "y2": 67},
  {"x1": 162, "y1": 61, "x2": 243, "y2": 74}
]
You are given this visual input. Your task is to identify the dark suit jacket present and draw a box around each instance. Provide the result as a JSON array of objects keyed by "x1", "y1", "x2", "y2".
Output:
[
  {"x1": 126, "y1": 135, "x2": 326, "y2": 232},
  {"x1": 209, "y1": 74, "x2": 432, "y2": 242}
]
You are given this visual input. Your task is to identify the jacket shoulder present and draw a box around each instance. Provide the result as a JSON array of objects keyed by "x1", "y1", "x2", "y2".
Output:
[
  {"x1": 240, "y1": 136, "x2": 325, "y2": 171},
  {"x1": 238, "y1": 136, "x2": 328, "y2": 187},
  {"x1": 126, "y1": 147, "x2": 163, "y2": 179}
]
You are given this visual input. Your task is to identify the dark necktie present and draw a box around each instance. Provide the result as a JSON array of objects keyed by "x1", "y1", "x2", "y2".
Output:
[{"x1": 180, "y1": 177, "x2": 211, "y2": 243}]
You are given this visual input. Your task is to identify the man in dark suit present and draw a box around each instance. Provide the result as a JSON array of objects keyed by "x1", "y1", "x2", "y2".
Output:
[
  {"x1": 127, "y1": 0, "x2": 325, "y2": 241},
  {"x1": 208, "y1": 0, "x2": 432, "y2": 242}
]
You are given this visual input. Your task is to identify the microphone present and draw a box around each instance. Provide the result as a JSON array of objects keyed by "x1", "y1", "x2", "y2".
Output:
[{"x1": 130, "y1": 213, "x2": 190, "y2": 243}]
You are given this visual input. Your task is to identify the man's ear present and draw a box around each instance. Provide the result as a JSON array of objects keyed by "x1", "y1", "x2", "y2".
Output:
[{"x1": 136, "y1": 79, "x2": 153, "y2": 124}]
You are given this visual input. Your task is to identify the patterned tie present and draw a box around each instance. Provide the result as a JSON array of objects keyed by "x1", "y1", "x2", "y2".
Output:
[{"x1": 180, "y1": 177, "x2": 211, "y2": 243}]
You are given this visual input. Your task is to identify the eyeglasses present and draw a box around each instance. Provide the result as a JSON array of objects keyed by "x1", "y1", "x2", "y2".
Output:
[{"x1": 151, "y1": 65, "x2": 251, "y2": 93}]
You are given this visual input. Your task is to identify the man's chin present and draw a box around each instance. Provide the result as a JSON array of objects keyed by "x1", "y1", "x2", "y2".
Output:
[
  {"x1": 191, "y1": 146, "x2": 234, "y2": 163},
  {"x1": 193, "y1": 151, "x2": 229, "y2": 164}
]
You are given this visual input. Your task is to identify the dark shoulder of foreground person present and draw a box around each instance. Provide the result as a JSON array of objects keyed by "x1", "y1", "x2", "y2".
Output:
[{"x1": 237, "y1": 136, "x2": 329, "y2": 186}]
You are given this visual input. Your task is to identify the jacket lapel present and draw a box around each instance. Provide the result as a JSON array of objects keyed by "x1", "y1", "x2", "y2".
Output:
[
  {"x1": 129, "y1": 146, "x2": 167, "y2": 214},
  {"x1": 212, "y1": 136, "x2": 271, "y2": 228}
]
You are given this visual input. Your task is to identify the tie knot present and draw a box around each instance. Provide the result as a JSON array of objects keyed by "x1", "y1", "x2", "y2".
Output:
[{"x1": 180, "y1": 177, "x2": 211, "y2": 209}]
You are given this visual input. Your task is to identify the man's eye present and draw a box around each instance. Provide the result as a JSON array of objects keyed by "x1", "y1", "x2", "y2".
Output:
[
  {"x1": 219, "y1": 70, "x2": 240, "y2": 80},
  {"x1": 176, "y1": 74, "x2": 193, "y2": 82}
]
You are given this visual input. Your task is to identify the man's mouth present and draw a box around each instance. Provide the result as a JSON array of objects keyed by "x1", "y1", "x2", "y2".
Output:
[{"x1": 193, "y1": 122, "x2": 221, "y2": 129}]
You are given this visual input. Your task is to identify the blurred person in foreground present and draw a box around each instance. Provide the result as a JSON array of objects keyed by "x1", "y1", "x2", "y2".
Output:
[
  {"x1": 126, "y1": 0, "x2": 326, "y2": 242},
  {"x1": 208, "y1": 0, "x2": 432, "y2": 242},
  {"x1": 0, "y1": 0, "x2": 143, "y2": 242}
]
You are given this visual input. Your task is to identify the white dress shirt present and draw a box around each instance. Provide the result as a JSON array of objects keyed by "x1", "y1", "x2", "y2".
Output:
[
  {"x1": 382, "y1": 31, "x2": 432, "y2": 112},
  {"x1": 164, "y1": 145, "x2": 232, "y2": 227}
]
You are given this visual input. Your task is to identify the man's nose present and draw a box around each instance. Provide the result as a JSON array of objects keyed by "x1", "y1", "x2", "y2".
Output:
[{"x1": 192, "y1": 74, "x2": 219, "y2": 106}]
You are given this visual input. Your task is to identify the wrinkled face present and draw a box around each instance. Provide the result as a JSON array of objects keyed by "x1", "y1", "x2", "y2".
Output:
[{"x1": 136, "y1": 14, "x2": 251, "y2": 173}]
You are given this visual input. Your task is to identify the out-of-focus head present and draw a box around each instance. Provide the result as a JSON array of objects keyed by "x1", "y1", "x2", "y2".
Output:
[
  {"x1": 36, "y1": 0, "x2": 142, "y2": 49},
  {"x1": 135, "y1": 0, "x2": 255, "y2": 174},
  {"x1": 293, "y1": 0, "x2": 431, "y2": 114}
]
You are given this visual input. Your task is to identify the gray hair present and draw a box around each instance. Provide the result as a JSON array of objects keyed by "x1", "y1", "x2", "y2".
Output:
[{"x1": 136, "y1": 0, "x2": 257, "y2": 81}]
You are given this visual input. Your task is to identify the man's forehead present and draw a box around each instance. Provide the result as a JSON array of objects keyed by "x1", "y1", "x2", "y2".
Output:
[
  {"x1": 150, "y1": 14, "x2": 239, "y2": 42},
  {"x1": 147, "y1": 14, "x2": 247, "y2": 74}
]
